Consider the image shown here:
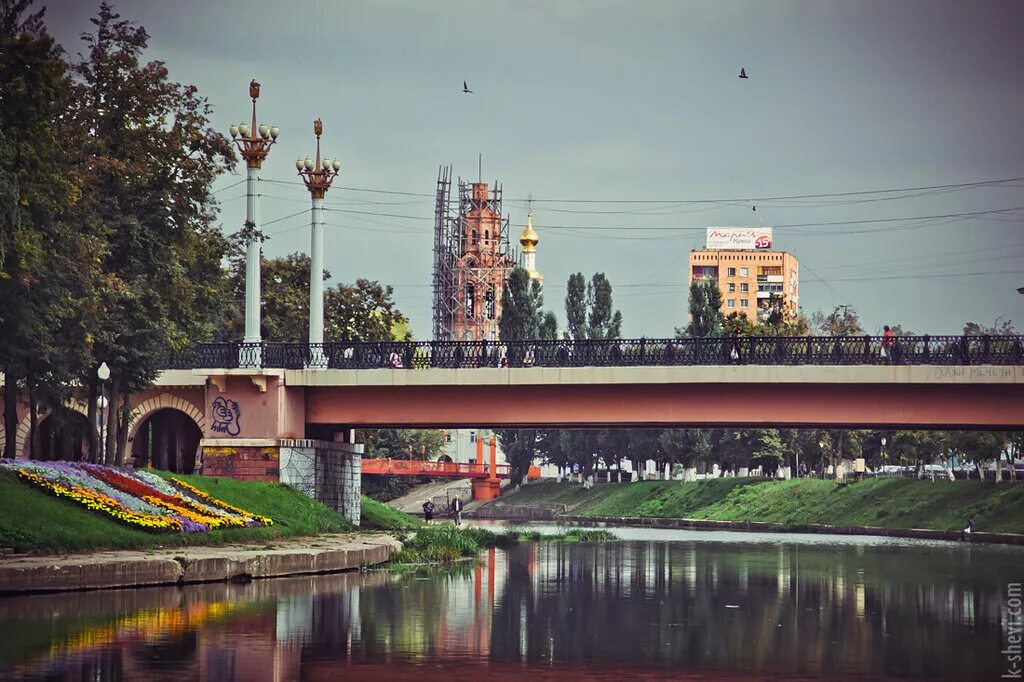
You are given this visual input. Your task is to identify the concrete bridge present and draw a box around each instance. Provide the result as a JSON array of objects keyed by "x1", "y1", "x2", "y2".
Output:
[{"x1": 2, "y1": 336, "x2": 1022, "y2": 521}]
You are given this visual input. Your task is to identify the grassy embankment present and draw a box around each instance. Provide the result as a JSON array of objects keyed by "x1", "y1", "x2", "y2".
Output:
[
  {"x1": 0, "y1": 469, "x2": 420, "y2": 554},
  {"x1": 492, "y1": 478, "x2": 1024, "y2": 534}
]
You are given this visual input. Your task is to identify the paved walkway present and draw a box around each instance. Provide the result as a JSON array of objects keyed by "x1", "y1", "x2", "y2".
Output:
[{"x1": 0, "y1": 533, "x2": 401, "y2": 594}]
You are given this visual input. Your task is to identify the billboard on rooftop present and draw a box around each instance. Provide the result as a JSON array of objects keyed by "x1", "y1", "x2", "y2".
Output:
[{"x1": 706, "y1": 227, "x2": 773, "y2": 250}]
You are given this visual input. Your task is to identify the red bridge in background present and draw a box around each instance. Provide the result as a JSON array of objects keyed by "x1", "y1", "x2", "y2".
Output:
[
  {"x1": 361, "y1": 459, "x2": 541, "y2": 481},
  {"x1": 361, "y1": 459, "x2": 512, "y2": 479}
]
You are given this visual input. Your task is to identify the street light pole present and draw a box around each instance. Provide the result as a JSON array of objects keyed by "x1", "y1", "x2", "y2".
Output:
[
  {"x1": 96, "y1": 362, "x2": 110, "y2": 463},
  {"x1": 230, "y1": 80, "x2": 278, "y2": 365},
  {"x1": 296, "y1": 118, "x2": 340, "y2": 366}
]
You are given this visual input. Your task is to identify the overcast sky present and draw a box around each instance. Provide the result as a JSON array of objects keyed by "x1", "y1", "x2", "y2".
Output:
[{"x1": 45, "y1": 0, "x2": 1024, "y2": 338}]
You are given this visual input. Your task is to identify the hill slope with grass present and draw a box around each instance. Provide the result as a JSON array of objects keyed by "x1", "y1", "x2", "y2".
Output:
[
  {"x1": 0, "y1": 469, "x2": 421, "y2": 554},
  {"x1": 488, "y1": 478, "x2": 1024, "y2": 534}
]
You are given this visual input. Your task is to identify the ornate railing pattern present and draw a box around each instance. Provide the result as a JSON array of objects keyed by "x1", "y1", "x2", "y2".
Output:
[{"x1": 159, "y1": 335, "x2": 1024, "y2": 370}]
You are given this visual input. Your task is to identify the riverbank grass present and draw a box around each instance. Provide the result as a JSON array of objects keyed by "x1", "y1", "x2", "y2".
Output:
[{"x1": 493, "y1": 478, "x2": 1024, "y2": 534}]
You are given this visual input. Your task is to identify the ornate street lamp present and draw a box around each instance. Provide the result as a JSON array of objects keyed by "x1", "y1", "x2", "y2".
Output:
[
  {"x1": 296, "y1": 118, "x2": 340, "y2": 365},
  {"x1": 96, "y1": 362, "x2": 110, "y2": 462},
  {"x1": 229, "y1": 79, "x2": 278, "y2": 364}
]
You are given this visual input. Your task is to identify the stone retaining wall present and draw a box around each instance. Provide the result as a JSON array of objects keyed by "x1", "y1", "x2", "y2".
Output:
[
  {"x1": 468, "y1": 504, "x2": 566, "y2": 521},
  {"x1": 0, "y1": 534, "x2": 399, "y2": 594}
]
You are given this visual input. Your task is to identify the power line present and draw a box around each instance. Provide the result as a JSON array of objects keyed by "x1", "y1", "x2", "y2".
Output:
[{"x1": 255, "y1": 174, "x2": 1024, "y2": 205}]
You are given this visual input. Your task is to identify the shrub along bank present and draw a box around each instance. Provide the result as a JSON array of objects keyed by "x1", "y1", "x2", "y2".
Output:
[{"x1": 486, "y1": 478, "x2": 1024, "y2": 534}]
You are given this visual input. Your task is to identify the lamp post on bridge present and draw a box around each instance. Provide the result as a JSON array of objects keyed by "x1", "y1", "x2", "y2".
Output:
[
  {"x1": 296, "y1": 118, "x2": 341, "y2": 367},
  {"x1": 229, "y1": 79, "x2": 278, "y2": 367}
]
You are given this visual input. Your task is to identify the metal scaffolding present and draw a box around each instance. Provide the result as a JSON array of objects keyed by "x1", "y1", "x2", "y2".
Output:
[{"x1": 431, "y1": 165, "x2": 515, "y2": 340}]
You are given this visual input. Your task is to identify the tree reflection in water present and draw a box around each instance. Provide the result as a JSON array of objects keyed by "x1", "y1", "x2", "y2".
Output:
[{"x1": 1, "y1": 537, "x2": 1017, "y2": 681}]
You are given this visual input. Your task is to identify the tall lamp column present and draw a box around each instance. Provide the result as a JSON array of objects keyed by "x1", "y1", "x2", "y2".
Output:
[
  {"x1": 229, "y1": 80, "x2": 278, "y2": 365},
  {"x1": 96, "y1": 362, "x2": 110, "y2": 463},
  {"x1": 296, "y1": 118, "x2": 340, "y2": 366}
]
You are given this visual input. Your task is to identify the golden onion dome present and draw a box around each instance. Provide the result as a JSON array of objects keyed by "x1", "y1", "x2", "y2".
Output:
[{"x1": 519, "y1": 213, "x2": 539, "y2": 250}]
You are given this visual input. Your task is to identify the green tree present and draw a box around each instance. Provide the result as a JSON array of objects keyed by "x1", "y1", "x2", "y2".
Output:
[
  {"x1": 219, "y1": 251, "x2": 410, "y2": 343},
  {"x1": 358, "y1": 428, "x2": 446, "y2": 501},
  {"x1": 585, "y1": 273, "x2": 623, "y2": 339},
  {"x1": 69, "y1": 3, "x2": 236, "y2": 463},
  {"x1": 750, "y1": 429, "x2": 785, "y2": 478},
  {"x1": 563, "y1": 272, "x2": 623, "y2": 340},
  {"x1": 564, "y1": 272, "x2": 587, "y2": 340},
  {"x1": 963, "y1": 317, "x2": 1016, "y2": 336},
  {"x1": 659, "y1": 428, "x2": 710, "y2": 479},
  {"x1": 499, "y1": 268, "x2": 553, "y2": 343},
  {"x1": 0, "y1": 0, "x2": 101, "y2": 459},
  {"x1": 496, "y1": 267, "x2": 558, "y2": 485},
  {"x1": 810, "y1": 305, "x2": 863, "y2": 336},
  {"x1": 679, "y1": 280, "x2": 724, "y2": 338}
]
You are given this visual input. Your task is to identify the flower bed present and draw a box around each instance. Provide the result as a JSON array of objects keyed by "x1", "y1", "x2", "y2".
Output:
[{"x1": 0, "y1": 461, "x2": 273, "y2": 534}]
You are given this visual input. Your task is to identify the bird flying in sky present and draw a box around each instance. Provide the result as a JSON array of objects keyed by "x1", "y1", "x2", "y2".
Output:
[
  {"x1": 739, "y1": 68, "x2": 748, "y2": 79},
  {"x1": 463, "y1": 80, "x2": 473, "y2": 93}
]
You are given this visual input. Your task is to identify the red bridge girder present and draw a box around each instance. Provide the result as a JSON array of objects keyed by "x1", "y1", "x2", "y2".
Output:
[{"x1": 361, "y1": 459, "x2": 510, "y2": 479}]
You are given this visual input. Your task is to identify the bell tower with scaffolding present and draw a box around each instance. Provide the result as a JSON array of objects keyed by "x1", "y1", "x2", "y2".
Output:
[{"x1": 432, "y1": 166, "x2": 516, "y2": 341}]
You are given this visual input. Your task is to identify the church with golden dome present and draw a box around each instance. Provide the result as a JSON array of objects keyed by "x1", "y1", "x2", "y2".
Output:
[{"x1": 519, "y1": 212, "x2": 542, "y2": 281}]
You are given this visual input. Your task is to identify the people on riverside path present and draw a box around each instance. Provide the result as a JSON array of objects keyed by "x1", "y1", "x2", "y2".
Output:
[
  {"x1": 961, "y1": 516, "x2": 975, "y2": 541},
  {"x1": 450, "y1": 495, "x2": 464, "y2": 526},
  {"x1": 422, "y1": 499, "x2": 436, "y2": 525},
  {"x1": 881, "y1": 325, "x2": 895, "y2": 362}
]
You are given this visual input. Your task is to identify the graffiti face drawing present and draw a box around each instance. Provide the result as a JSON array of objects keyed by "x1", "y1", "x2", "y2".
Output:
[{"x1": 211, "y1": 397, "x2": 241, "y2": 436}]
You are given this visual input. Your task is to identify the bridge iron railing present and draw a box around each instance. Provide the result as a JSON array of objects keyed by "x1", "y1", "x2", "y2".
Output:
[{"x1": 158, "y1": 335, "x2": 1024, "y2": 370}]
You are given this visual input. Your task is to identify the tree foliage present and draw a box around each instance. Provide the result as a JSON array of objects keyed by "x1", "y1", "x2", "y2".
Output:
[
  {"x1": 809, "y1": 305, "x2": 863, "y2": 336},
  {"x1": 680, "y1": 280, "x2": 724, "y2": 338},
  {"x1": 497, "y1": 267, "x2": 558, "y2": 485},
  {"x1": 0, "y1": 0, "x2": 101, "y2": 458},
  {"x1": 218, "y1": 251, "x2": 409, "y2": 342}
]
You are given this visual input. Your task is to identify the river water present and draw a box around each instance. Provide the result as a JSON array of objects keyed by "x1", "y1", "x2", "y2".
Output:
[{"x1": 1, "y1": 527, "x2": 1020, "y2": 681}]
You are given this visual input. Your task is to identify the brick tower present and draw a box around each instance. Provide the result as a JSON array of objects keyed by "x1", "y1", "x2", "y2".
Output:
[{"x1": 433, "y1": 169, "x2": 516, "y2": 341}]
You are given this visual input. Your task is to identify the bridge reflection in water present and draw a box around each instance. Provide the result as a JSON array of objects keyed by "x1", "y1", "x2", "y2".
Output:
[{"x1": 1, "y1": 532, "x2": 1016, "y2": 681}]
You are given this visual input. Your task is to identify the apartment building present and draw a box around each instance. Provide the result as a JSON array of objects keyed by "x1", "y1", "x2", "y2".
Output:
[{"x1": 689, "y1": 227, "x2": 799, "y2": 322}]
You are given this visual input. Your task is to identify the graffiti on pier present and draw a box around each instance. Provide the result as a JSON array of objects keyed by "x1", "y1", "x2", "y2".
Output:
[{"x1": 211, "y1": 397, "x2": 241, "y2": 436}]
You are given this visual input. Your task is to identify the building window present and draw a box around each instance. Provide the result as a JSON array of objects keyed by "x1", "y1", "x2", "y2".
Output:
[
  {"x1": 727, "y1": 299, "x2": 735, "y2": 308},
  {"x1": 740, "y1": 299, "x2": 749, "y2": 308},
  {"x1": 740, "y1": 283, "x2": 749, "y2": 292},
  {"x1": 740, "y1": 267, "x2": 749, "y2": 277},
  {"x1": 727, "y1": 267, "x2": 736, "y2": 277},
  {"x1": 486, "y1": 289, "x2": 495, "y2": 319},
  {"x1": 727, "y1": 283, "x2": 735, "y2": 293},
  {"x1": 445, "y1": 432, "x2": 452, "y2": 443},
  {"x1": 466, "y1": 283, "x2": 475, "y2": 318},
  {"x1": 484, "y1": 230, "x2": 489, "y2": 243},
  {"x1": 472, "y1": 230, "x2": 478, "y2": 246}
]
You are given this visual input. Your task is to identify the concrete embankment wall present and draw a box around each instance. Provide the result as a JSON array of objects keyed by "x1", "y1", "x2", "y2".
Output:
[{"x1": 0, "y1": 534, "x2": 400, "y2": 594}]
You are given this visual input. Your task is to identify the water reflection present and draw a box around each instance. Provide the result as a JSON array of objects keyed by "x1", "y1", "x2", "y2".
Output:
[{"x1": 0, "y1": 535, "x2": 1017, "y2": 680}]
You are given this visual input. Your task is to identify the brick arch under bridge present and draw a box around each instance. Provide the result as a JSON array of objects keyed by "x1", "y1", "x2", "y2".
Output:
[
  {"x1": 1, "y1": 399, "x2": 91, "y2": 459},
  {"x1": 126, "y1": 393, "x2": 206, "y2": 447},
  {"x1": 0, "y1": 393, "x2": 205, "y2": 460}
]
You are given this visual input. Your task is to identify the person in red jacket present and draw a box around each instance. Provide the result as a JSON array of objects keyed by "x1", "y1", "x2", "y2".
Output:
[{"x1": 881, "y1": 325, "x2": 895, "y2": 363}]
